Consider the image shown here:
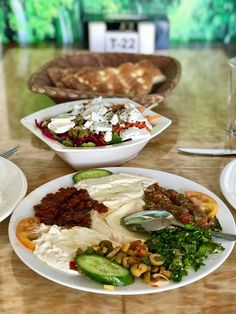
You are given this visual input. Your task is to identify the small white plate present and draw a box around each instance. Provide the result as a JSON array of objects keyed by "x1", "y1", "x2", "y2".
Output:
[
  {"x1": 220, "y1": 159, "x2": 236, "y2": 209},
  {"x1": 8, "y1": 167, "x2": 235, "y2": 295},
  {"x1": 0, "y1": 157, "x2": 27, "y2": 222}
]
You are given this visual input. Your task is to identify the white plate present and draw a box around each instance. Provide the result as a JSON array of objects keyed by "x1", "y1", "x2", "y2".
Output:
[
  {"x1": 220, "y1": 159, "x2": 236, "y2": 209},
  {"x1": 0, "y1": 157, "x2": 27, "y2": 222},
  {"x1": 8, "y1": 167, "x2": 235, "y2": 295}
]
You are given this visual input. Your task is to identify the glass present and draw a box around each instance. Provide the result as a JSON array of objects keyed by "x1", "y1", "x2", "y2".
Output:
[{"x1": 227, "y1": 57, "x2": 236, "y2": 136}]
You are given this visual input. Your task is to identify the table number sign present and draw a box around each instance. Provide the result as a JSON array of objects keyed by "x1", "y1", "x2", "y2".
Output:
[{"x1": 105, "y1": 31, "x2": 139, "y2": 53}]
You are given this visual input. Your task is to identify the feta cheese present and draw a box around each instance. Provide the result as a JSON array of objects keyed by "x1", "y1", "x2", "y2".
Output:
[
  {"x1": 34, "y1": 225, "x2": 113, "y2": 273},
  {"x1": 128, "y1": 108, "x2": 146, "y2": 122},
  {"x1": 93, "y1": 122, "x2": 112, "y2": 132},
  {"x1": 120, "y1": 127, "x2": 150, "y2": 141},
  {"x1": 90, "y1": 96, "x2": 103, "y2": 105},
  {"x1": 97, "y1": 106, "x2": 108, "y2": 116},
  {"x1": 47, "y1": 116, "x2": 76, "y2": 134},
  {"x1": 119, "y1": 111, "x2": 130, "y2": 122},
  {"x1": 71, "y1": 103, "x2": 85, "y2": 115},
  {"x1": 91, "y1": 111, "x2": 104, "y2": 122},
  {"x1": 83, "y1": 120, "x2": 93, "y2": 129},
  {"x1": 110, "y1": 114, "x2": 119, "y2": 125},
  {"x1": 104, "y1": 131, "x2": 112, "y2": 142}
]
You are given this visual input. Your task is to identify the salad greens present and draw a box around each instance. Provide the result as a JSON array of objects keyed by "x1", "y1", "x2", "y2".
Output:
[{"x1": 145, "y1": 225, "x2": 225, "y2": 282}]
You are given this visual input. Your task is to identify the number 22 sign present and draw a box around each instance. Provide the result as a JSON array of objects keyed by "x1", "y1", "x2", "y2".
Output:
[{"x1": 105, "y1": 31, "x2": 138, "y2": 53}]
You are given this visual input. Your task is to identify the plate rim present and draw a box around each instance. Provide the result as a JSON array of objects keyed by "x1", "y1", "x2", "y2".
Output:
[
  {"x1": 0, "y1": 156, "x2": 28, "y2": 222},
  {"x1": 8, "y1": 166, "x2": 235, "y2": 295},
  {"x1": 220, "y1": 159, "x2": 236, "y2": 210}
]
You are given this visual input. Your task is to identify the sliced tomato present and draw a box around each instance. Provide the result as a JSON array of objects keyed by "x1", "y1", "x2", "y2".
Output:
[
  {"x1": 16, "y1": 217, "x2": 40, "y2": 250},
  {"x1": 184, "y1": 191, "x2": 218, "y2": 220}
]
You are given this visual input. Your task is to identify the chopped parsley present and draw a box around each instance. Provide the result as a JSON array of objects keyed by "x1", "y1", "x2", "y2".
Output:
[{"x1": 145, "y1": 226, "x2": 225, "y2": 282}]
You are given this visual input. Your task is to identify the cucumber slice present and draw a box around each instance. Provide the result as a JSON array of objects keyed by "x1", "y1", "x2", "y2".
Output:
[
  {"x1": 76, "y1": 254, "x2": 134, "y2": 286},
  {"x1": 72, "y1": 168, "x2": 113, "y2": 183}
]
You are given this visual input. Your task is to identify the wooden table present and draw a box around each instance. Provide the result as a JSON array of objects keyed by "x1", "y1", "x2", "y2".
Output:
[{"x1": 0, "y1": 47, "x2": 235, "y2": 314}]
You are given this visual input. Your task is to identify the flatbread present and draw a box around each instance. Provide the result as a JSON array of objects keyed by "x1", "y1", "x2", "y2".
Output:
[{"x1": 47, "y1": 59, "x2": 166, "y2": 96}]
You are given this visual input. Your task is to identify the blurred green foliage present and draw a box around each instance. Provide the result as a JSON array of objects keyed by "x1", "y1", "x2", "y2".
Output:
[
  {"x1": 1, "y1": 0, "x2": 82, "y2": 44},
  {"x1": 168, "y1": 0, "x2": 236, "y2": 43},
  {"x1": 82, "y1": 0, "x2": 177, "y2": 15},
  {"x1": 0, "y1": 7, "x2": 4, "y2": 42},
  {"x1": 0, "y1": 0, "x2": 236, "y2": 45}
]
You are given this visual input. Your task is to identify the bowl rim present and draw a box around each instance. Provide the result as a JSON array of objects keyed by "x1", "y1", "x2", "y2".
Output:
[{"x1": 21, "y1": 98, "x2": 172, "y2": 152}]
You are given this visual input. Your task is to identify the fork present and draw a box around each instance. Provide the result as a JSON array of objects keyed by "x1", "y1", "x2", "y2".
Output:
[{"x1": 0, "y1": 146, "x2": 19, "y2": 159}]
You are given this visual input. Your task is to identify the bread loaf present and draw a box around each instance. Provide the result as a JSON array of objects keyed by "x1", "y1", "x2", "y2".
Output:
[{"x1": 47, "y1": 59, "x2": 166, "y2": 96}]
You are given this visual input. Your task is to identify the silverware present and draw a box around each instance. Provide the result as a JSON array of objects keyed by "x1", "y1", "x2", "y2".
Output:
[
  {"x1": 211, "y1": 231, "x2": 236, "y2": 241},
  {"x1": 122, "y1": 210, "x2": 236, "y2": 241},
  {"x1": 0, "y1": 146, "x2": 19, "y2": 159},
  {"x1": 177, "y1": 147, "x2": 236, "y2": 156}
]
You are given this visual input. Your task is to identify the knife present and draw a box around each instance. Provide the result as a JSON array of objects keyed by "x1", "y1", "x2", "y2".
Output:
[{"x1": 177, "y1": 147, "x2": 236, "y2": 156}]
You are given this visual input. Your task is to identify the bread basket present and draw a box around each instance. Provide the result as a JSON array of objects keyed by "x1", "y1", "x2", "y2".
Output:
[{"x1": 28, "y1": 52, "x2": 181, "y2": 107}]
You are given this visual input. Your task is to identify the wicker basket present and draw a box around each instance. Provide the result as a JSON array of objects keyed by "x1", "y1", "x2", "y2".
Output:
[{"x1": 28, "y1": 52, "x2": 181, "y2": 108}]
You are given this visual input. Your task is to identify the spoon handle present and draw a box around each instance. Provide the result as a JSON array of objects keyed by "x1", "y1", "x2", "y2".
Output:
[
  {"x1": 212, "y1": 230, "x2": 236, "y2": 241},
  {"x1": 171, "y1": 220, "x2": 185, "y2": 228}
]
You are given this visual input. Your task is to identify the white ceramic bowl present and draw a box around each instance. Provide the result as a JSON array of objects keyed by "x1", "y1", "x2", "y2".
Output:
[{"x1": 21, "y1": 98, "x2": 171, "y2": 169}]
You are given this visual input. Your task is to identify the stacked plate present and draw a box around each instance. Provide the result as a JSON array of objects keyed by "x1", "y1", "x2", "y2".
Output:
[
  {"x1": 220, "y1": 159, "x2": 236, "y2": 210},
  {"x1": 0, "y1": 157, "x2": 27, "y2": 222}
]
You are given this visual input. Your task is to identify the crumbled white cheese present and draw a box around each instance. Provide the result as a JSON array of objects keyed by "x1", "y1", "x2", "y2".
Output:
[
  {"x1": 47, "y1": 116, "x2": 76, "y2": 134},
  {"x1": 110, "y1": 114, "x2": 119, "y2": 125},
  {"x1": 83, "y1": 120, "x2": 93, "y2": 129},
  {"x1": 120, "y1": 127, "x2": 150, "y2": 141},
  {"x1": 93, "y1": 122, "x2": 112, "y2": 132},
  {"x1": 104, "y1": 131, "x2": 112, "y2": 142},
  {"x1": 128, "y1": 108, "x2": 146, "y2": 122},
  {"x1": 71, "y1": 103, "x2": 84, "y2": 115}
]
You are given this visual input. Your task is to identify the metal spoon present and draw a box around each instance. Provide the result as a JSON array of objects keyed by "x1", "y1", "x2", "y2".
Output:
[{"x1": 121, "y1": 210, "x2": 236, "y2": 241}]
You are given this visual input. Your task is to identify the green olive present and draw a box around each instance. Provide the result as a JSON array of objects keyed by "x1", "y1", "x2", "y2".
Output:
[
  {"x1": 68, "y1": 128, "x2": 79, "y2": 137},
  {"x1": 61, "y1": 139, "x2": 73, "y2": 147},
  {"x1": 130, "y1": 263, "x2": 150, "y2": 277},
  {"x1": 149, "y1": 254, "x2": 164, "y2": 266},
  {"x1": 113, "y1": 252, "x2": 126, "y2": 264},
  {"x1": 127, "y1": 256, "x2": 141, "y2": 266},
  {"x1": 78, "y1": 129, "x2": 89, "y2": 138},
  {"x1": 99, "y1": 240, "x2": 113, "y2": 254},
  {"x1": 106, "y1": 246, "x2": 121, "y2": 259},
  {"x1": 143, "y1": 271, "x2": 151, "y2": 283}
]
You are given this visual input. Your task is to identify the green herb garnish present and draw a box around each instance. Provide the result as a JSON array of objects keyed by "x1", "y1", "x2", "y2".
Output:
[
  {"x1": 110, "y1": 133, "x2": 122, "y2": 144},
  {"x1": 145, "y1": 226, "x2": 224, "y2": 282}
]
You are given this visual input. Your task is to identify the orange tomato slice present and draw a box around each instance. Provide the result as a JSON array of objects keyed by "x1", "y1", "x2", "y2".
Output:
[
  {"x1": 184, "y1": 191, "x2": 218, "y2": 220},
  {"x1": 16, "y1": 217, "x2": 40, "y2": 250}
]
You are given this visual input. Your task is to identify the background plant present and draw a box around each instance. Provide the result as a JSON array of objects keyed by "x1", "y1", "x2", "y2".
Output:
[{"x1": 0, "y1": 0, "x2": 235, "y2": 45}]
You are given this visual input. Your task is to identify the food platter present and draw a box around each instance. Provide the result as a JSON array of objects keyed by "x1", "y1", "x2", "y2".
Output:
[
  {"x1": 8, "y1": 167, "x2": 235, "y2": 295},
  {"x1": 0, "y1": 157, "x2": 27, "y2": 222}
]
